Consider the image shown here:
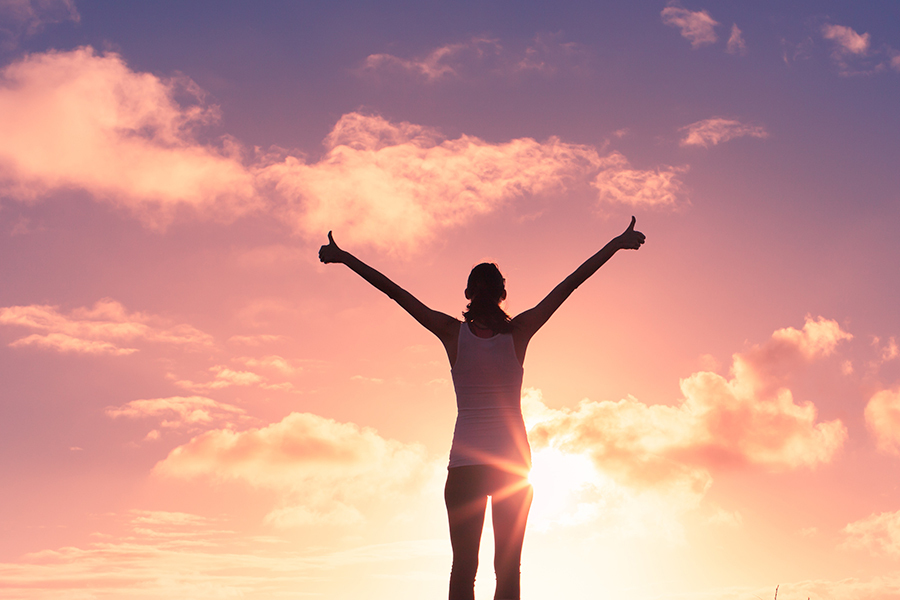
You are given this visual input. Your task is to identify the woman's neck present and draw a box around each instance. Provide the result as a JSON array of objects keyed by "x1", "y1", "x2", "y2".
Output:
[{"x1": 468, "y1": 320, "x2": 495, "y2": 338}]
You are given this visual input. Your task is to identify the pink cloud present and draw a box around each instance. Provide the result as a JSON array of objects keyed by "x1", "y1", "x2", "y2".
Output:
[
  {"x1": 679, "y1": 117, "x2": 768, "y2": 148},
  {"x1": 660, "y1": 4, "x2": 719, "y2": 49},
  {"x1": 360, "y1": 33, "x2": 587, "y2": 81},
  {"x1": 865, "y1": 387, "x2": 900, "y2": 454},
  {"x1": 0, "y1": 298, "x2": 213, "y2": 354},
  {"x1": 592, "y1": 151, "x2": 687, "y2": 207},
  {"x1": 818, "y1": 24, "x2": 892, "y2": 76},
  {"x1": 174, "y1": 365, "x2": 267, "y2": 392},
  {"x1": 822, "y1": 24, "x2": 871, "y2": 56},
  {"x1": 0, "y1": 46, "x2": 258, "y2": 226},
  {"x1": 106, "y1": 395, "x2": 247, "y2": 430},
  {"x1": 0, "y1": 48, "x2": 684, "y2": 253},
  {"x1": 261, "y1": 112, "x2": 617, "y2": 252},
  {"x1": 843, "y1": 509, "x2": 900, "y2": 556},
  {"x1": 726, "y1": 24, "x2": 747, "y2": 56},
  {"x1": 525, "y1": 317, "x2": 849, "y2": 497},
  {"x1": 154, "y1": 411, "x2": 435, "y2": 526},
  {"x1": 237, "y1": 354, "x2": 297, "y2": 375},
  {"x1": 362, "y1": 37, "x2": 502, "y2": 81}
]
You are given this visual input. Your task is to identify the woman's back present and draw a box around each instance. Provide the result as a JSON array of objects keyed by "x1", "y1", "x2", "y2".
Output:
[{"x1": 449, "y1": 322, "x2": 529, "y2": 470}]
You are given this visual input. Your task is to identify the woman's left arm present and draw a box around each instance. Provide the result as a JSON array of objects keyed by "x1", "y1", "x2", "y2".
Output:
[{"x1": 511, "y1": 217, "x2": 645, "y2": 347}]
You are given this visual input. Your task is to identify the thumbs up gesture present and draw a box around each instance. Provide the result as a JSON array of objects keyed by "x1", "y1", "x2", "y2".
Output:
[
  {"x1": 318, "y1": 231, "x2": 346, "y2": 264},
  {"x1": 616, "y1": 216, "x2": 646, "y2": 250}
]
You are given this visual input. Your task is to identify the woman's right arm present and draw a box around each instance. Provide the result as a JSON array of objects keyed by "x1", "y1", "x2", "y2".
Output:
[{"x1": 319, "y1": 232, "x2": 460, "y2": 352}]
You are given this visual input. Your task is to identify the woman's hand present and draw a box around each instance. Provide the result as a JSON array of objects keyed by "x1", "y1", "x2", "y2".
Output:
[
  {"x1": 318, "y1": 231, "x2": 346, "y2": 264},
  {"x1": 615, "y1": 216, "x2": 646, "y2": 250}
]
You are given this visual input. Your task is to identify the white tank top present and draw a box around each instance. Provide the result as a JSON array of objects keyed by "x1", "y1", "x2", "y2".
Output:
[{"x1": 448, "y1": 322, "x2": 531, "y2": 470}]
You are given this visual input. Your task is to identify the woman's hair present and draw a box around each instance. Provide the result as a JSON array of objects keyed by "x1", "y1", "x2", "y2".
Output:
[{"x1": 462, "y1": 262, "x2": 512, "y2": 333}]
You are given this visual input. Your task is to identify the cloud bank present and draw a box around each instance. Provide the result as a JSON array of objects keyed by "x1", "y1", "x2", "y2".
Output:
[
  {"x1": 0, "y1": 47, "x2": 687, "y2": 253},
  {"x1": 155, "y1": 411, "x2": 435, "y2": 526},
  {"x1": 526, "y1": 317, "x2": 849, "y2": 500},
  {"x1": 0, "y1": 47, "x2": 258, "y2": 226}
]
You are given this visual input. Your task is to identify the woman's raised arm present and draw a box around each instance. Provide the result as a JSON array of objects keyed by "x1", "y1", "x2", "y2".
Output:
[
  {"x1": 319, "y1": 232, "x2": 460, "y2": 351},
  {"x1": 511, "y1": 217, "x2": 645, "y2": 344}
]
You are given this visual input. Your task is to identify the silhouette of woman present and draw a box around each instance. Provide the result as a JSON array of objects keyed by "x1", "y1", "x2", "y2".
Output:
[{"x1": 318, "y1": 217, "x2": 646, "y2": 600}]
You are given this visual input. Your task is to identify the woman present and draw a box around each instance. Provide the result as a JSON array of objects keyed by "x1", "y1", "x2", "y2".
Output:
[{"x1": 318, "y1": 217, "x2": 645, "y2": 600}]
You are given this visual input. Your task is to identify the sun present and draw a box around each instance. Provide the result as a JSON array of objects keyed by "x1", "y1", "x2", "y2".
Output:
[{"x1": 528, "y1": 447, "x2": 600, "y2": 527}]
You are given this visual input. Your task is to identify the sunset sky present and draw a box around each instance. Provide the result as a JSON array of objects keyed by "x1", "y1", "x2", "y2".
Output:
[{"x1": 1, "y1": 1, "x2": 899, "y2": 598}]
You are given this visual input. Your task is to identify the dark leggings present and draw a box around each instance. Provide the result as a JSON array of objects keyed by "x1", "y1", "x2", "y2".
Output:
[{"x1": 444, "y1": 465, "x2": 533, "y2": 600}]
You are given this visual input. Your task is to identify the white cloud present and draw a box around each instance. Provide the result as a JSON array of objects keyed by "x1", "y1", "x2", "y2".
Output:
[
  {"x1": 0, "y1": 299, "x2": 213, "y2": 355},
  {"x1": 843, "y1": 509, "x2": 900, "y2": 556},
  {"x1": 680, "y1": 117, "x2": 768, "y2": 148},
  {"x1": 154, "y1": 411, "x2": 436, "y2": 526},
  {"x1": 726, "y1": 23, "x2": 747, "y2": 56},
  {"x1": 865, "y1": 387, "x2": 900, "y2": 454},
  {"x1": 592, "y1": 151, "x2": 687, "y2": 207},
  {"x1": 660, "y1": 4, "x2": 719, "y2": 49}
]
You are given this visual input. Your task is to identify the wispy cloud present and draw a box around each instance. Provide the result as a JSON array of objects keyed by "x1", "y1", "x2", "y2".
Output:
[
  {"x1": 360, "y1": 33, "x2": 587, "y2": 81},
  {"x1": 0, "y1": 0, "x2": 79, "y2": 49},
  {"x1": 726, "y1": 23, "x2": 747, "y2": 56},
  {"x1": 362, "y1": 36, "x2": 502, "y2": 81},
  {"x1": 154, "y1": 411, "x2": 437, "y2": 527},
  {"x1": 679, "y1": 117, "x2": 768, "y2": 148},
  {"x1": 592, "y1": 151, "x2": 687, "y2": 207},
  {"x1": 0, "y1": 510, "x2": 446, "y2": 598},
  {"x1": 822, "y1": 24, "x2": 870, "y2": 56},
  {"x1": 843, "y1": 509, "x2": 900, "y2": 556},
  {"x1": 106, "y1": 396, "x2": 249, "y2": 435},
  {"x1": 0, "y1": 298, "x2": 213, "y2": 355},
  {"x1": 819, "y1": 23, "x2": 898, "y2": 76},
  {"x1": 660, "y1": 3, "x2": 719, "y2": 49}
]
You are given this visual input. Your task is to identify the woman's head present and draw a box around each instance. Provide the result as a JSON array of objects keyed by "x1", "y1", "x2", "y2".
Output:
[
  {"x1": 463, "y1": 263, "x2": 511, "y2": 332},
  {"x1": 465, "y1": 262, "x2": 507, "y2": 303}
]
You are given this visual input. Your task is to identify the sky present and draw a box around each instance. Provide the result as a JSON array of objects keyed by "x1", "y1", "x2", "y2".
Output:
[{"x1": 0, "y1": 1, "x2": 899, "y2": 598}]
